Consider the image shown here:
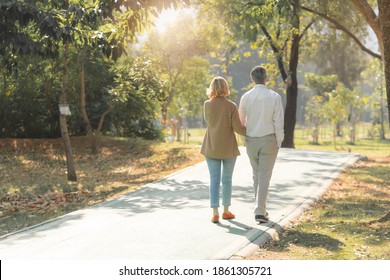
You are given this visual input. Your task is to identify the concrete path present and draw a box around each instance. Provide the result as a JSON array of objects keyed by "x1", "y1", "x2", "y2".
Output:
[{"x1": 0, "y1": 148, "x2": 362, "y2": 260}]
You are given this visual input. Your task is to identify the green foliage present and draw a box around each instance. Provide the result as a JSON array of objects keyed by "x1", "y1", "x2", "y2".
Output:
[
  {"x1": 0, "y1": 55, "x2": 62, "y2": 138},
  {"x1": 1, "y1": 0, "x2": 190, "y2": 140},
  {"x1": 98, "y1": 0, "x2": 188, "y2": 59},
  {"x1": 304, "y1": 73, "x2": 370, "y2": 143},
  {"x1": 0, "y1": 47, "x2": 115, "y2": 138},
  {"x1": 0, "y1": 1, "x2": 45, "y2": 56},
  {"x1": 0, "y1": 49, "x2": 166, "y2": 140},
  {"x1": 321, "y1": 84, "x2": 368, "y2": 139},
  {"x1": 305, "y1": 73, "x2": 338, "y2": 96},
  {"x1": 301, "y1": 0, "x2": 369, "y2": 36},
  {"x1": 304, "y1": 73, "x2": 338, "y2": 143},
  {"x1": 305, "y1": 30, "x2": 367, "y2": 89},
  {"x1": 305, "y1": 95, "x2": 325, "y2": 143},
  {"x1": 67, "y1": 51, "x2": 115, "y2": 135},
  {"x1": 361, "y1": 59, "x2": 389, "y2": 132},
  {"x1": 168, "y1": 56, "x2": 211, "y2": 118},
  {"x1": 323, "y1": 84, "x2": 352, "y2": 126},
  {"x1": 203, "y1": 0, "x2": 308, "y2": 68},
  {"x1": 107, "y1": 56, "x2": 165, "y2": 140},
  {"x1": 140, "y1": 6, "x2": 214, "y2": 129}
]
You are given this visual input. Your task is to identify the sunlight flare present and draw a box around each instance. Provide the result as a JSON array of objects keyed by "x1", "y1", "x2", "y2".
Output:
[{"x1": 153, "y1": 6, "x2": 196, "y2": 34}]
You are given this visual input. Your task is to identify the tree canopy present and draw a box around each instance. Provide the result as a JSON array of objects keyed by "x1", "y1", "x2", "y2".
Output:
[{"x1": 1, "y1": 0, "x2": 388, "y2": 154}]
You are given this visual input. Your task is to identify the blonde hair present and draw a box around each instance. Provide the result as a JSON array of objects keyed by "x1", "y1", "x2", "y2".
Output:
[{"x1": 206, "y1": 76, "x2": 230, "y2": 99}]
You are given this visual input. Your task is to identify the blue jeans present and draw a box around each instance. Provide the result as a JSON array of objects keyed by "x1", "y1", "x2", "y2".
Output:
[{"x1": 206, "y1": 157, "x2": 237, "y2": 208}]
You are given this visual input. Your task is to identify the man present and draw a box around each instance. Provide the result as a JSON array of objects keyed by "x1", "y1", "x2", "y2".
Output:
[{"x1": 238, "y1": 66, "x2": 284, "y2": 223}]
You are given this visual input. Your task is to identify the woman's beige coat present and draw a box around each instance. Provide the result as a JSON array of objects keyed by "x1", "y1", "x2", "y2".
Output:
[{"x1": 200, "y1": 97, "x2": 246, "y2": 159}]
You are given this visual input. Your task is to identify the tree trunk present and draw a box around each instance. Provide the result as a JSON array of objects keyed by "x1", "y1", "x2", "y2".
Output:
[
  {"x1": 175, "y1": 116, "x2": 182, "y2": 142},
  {"x1": 380, "y1": 69, "x2": 386, "y2": 138},
  {"x1": 96, "y1": 105, "x2": 113, "y2": 136},
  {"x1": 282, "y1": 0, "x2": 300, "y2": 148},
  {"x1": 60, "y1": 41, "x2": 77, "y2": 182},
  {"x1": 80, "y1": 56, "x2": 98, "y2": 154},
  {"x1": 313, "y1": 127, "x2": 319, "y2": 144},
  {"x1": 282, "y1": 66, "x2": 298, "y2": 148},
  {"x1": 44, "y1": 78, "x2": 56, "y2": 135},
  {"x1": 378, "y1": 0, "x2": 390, "y2": 125},
  {"x1": 259, "y1": 24, "x2": 288, "y2": 81},
  {"x1": 350, "y1": 126, "x2": 356, "y2": 144},
  {"x1": 161, "y1": 88, "x2": 175, "y2": 132}
]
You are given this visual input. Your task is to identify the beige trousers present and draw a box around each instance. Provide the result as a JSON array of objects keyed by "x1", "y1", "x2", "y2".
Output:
[{"x1": 245, "y1": 134, "x2": 279, "y2": 216}]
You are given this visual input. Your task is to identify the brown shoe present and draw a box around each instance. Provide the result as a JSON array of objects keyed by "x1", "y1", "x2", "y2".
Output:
[{"x1": 222, "y1": 212, "x2": 235, "y2": 220}]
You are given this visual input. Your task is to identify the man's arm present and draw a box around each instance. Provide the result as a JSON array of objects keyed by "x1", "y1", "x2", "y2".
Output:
[
  {"x1": 273, "y1": 94, "x2": 284, "y2": 148},
  {"x1": 238, "y1": 96, "x2": 246, "y2": 127}
]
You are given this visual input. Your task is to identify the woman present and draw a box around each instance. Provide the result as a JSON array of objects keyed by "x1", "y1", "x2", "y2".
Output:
[{"x1": 200, "y1": 76, "x2": 246, "y2": 223}]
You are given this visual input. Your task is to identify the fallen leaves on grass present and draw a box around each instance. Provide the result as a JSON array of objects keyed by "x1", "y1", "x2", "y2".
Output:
[{"x1": 0, "y1": 190, "x2": 92, "y2": 214}]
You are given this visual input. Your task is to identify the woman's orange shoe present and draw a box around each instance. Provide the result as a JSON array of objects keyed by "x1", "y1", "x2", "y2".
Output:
[
  {"x1": 222, "y1": 212, "x2": 235, "y2": 220},
  {"x1": 211, "y1": 215, "x2": 219, "y2": 223}
]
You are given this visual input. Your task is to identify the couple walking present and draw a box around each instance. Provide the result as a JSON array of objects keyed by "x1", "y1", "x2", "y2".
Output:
[{"x1": 200, "y1": 66, "x2": 284, "y2": 224}]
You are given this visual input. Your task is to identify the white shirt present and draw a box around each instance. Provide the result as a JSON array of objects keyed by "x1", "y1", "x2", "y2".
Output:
[{"x1": 238, "y1": 84, "x2": 285, "y2": 147}]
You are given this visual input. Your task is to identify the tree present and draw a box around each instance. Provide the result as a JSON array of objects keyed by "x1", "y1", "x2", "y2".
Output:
[
  {"x1": 303, "y1": 25, "x2": 368, "y2": 136},
  {"x1": 108, "y1": 56, "x2": 166, "y2": 140},
  {"x1": 348, "y1": 92, "x2": 369, "y2": 144},
  {"x1": 1, "y1": 0, "x2": 186, "y2": 181},
  {"x1": 300, "y1": 0, "x2": 390, "y2": 125},
  {"x1": 308, "y1": 31, "x2": 366, "y2": 90},
  {"x1": 305, "y1": 95, "x2": 326, "y2": 144},
  {"x1": 321, "y1": 83, "x2": 368, "y2": 146},
  {"x1": 0, "y1": 0, "x2": 78, "y2": 180},
  {"x1": 199, "y1": 0, "x2": 315, "y2": 148},
  {"x1": 79, "y1": 50, "x2": 99, "y2": 154},
  {"x1": 0, "y1": 1, "x2": 56, "y2": 56},
  {"x1": 72, "y1": 0, "x2": 188, "y2": 153},
  {"x1": 58, "y1": 0, "x2": 188, "y2": 178},
  {"x1": 167, "y1": 56, "x2": 210, "y2": 141},
  {"x1": 0, "y1": 53, "x2": 63, "y2": 138},
  {"x1": 142, "y1": 6, "x2": 216, "y2": 135},
  {"x1": 323, "y1": 84, "x2": 353, "y2": 146},
  {"x1": 0, "y1": 1, "x2": 57, "y2": 113},
  {"x1": 304, "y1": 73, "x2": 338, "y2": 143}
]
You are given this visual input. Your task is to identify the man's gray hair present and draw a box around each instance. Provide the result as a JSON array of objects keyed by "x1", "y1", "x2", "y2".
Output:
[{"x1": 250, "y1": 66, "x2": 267, "y2": 84}]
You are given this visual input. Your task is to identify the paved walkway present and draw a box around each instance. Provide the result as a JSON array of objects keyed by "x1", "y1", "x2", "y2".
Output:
[{"x1": 0, "y1": 148, "x2": 362, "y2": 260}]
